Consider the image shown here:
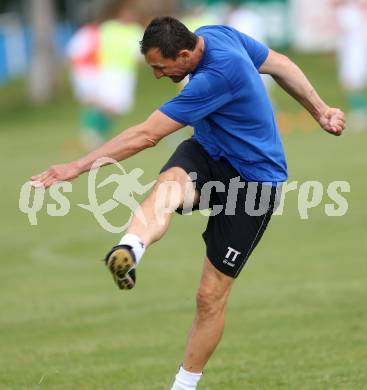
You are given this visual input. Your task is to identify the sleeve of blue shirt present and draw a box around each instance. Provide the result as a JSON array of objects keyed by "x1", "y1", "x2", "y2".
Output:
[
  {"x1": 235, "y1": 30, "x2": 269, "y2": 69},
  {"x1": 159, "y1": 71, "x2": 233, "y2": 126}
]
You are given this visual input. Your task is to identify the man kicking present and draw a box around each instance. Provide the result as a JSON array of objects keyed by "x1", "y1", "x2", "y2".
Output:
[{"x1": 32, "y1": 17, "x2": 345, "y2": 390}]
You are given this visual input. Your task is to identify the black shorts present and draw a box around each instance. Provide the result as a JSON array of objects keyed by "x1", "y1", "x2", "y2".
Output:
[{"x1": 160, "y1": 138, "x2": 279, "y2": 278}]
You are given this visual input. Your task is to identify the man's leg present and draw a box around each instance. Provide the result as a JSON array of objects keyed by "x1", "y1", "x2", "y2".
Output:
[
  {"x1": 128, "y1": 166, "x2": 198, "y2": 246},
  {"x1": 184, "y1": 257, "x2": 234, "y2": 371},
  {"x1": 171, "y1": 257, "x2": 234, "y2": 389},
  {"x1": 105, "y1": 167, "x2": 198, "y2": 288}
]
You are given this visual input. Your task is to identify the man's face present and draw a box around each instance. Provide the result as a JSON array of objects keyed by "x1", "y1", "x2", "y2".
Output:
[{"x1": 145, "y1": 48, "x2": 191, "y2": 83}]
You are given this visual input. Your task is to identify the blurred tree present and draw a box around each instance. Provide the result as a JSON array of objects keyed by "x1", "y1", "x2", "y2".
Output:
[{"x1": 28, "y1": 0, "x2": 57, "y2": 103}]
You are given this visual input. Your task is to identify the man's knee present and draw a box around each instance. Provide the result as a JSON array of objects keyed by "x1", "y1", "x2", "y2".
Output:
[
  {"x1": 154, "y1": 167, "x2": 196, "y2": 210},
  {"x1": 195, "y1": 258, "x2": 234, "y2": 320},
  {"x1": 196, "y1": 285, "x2": 228, "y2": 320},
  {"x1": 156, "y1": 167, "x2": 190, "y2": 187}
]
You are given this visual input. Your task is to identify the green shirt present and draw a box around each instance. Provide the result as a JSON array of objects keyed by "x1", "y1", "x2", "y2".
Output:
[{"x1": 99, "y1": 20, "x2": 142, "y2": 71}]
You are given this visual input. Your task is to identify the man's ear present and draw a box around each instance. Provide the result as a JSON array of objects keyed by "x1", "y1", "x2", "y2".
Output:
[{"x1": 178, "y1": 50, "x2": 191, "y2": 59}]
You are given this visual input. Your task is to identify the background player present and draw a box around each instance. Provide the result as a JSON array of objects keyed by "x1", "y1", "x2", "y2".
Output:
[{"x1": 334, "y1": 0, "x2": 367, "y2": 132}]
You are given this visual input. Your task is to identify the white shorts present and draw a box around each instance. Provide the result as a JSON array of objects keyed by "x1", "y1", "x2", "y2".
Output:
[
  {"x1": 71, "y1": 68, "x2": 99, "y2": 105},
  {"x1": 96, "y1": 70, "x2": 137, "y2": 114}
]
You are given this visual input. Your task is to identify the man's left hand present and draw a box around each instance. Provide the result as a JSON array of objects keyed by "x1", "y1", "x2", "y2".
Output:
[{"x1": 318, "y1": 107, "x2": 346, "y2": 136}]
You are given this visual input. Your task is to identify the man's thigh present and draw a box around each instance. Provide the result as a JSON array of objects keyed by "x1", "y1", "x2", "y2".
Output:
[
  {"x1": 160, "y1": 138, "x2": 214, "y2": 213},
  {"x1": 156, "y1": 166, "x2": 200, "y2": 211}
]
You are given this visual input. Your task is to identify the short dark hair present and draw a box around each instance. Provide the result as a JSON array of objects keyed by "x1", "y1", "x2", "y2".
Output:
[{"x1": 140, "y1": 16, "x2": 198, "y2": 59}]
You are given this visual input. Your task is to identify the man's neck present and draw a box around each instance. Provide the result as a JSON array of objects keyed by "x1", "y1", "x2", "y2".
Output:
[{"x1": 190, "y1": 36, "x2": 205, "y2": 73}]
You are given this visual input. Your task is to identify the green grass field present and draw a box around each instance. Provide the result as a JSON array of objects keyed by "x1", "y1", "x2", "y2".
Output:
[{"x1": 1, "y1": 53, "x2": 367, "y2": 389}]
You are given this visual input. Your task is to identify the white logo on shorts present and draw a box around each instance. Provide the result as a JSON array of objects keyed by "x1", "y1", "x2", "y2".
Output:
[{"x1": 223, "y1": 247, "x2": 242, "y2": 268}]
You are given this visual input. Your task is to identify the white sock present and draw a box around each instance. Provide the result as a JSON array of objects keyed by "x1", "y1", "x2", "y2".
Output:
[
  {"x1": 118, "y1": 233, "x2": 145, "y2": 265},
  {"x1": 171, "y1": 366, "x2": 202, "y2": 390}
]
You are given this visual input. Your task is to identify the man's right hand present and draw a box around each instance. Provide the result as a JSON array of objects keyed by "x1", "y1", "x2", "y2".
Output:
[{"x1": 31, "y1": 161, "x2": 82, "y2": 189}]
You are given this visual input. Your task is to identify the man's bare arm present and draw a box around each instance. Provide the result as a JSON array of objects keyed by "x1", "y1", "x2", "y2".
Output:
[
  {"x1": 31, "y1": 110, "x2": 183, "y2": 188},
  {"x1": 259, "y1": 49, "x2": 345, "y2": 136}
]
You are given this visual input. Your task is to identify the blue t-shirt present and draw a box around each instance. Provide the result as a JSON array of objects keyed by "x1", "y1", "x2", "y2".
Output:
[{"x1": 160, "y1": 25, "x2": 288, "y2": 183}]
